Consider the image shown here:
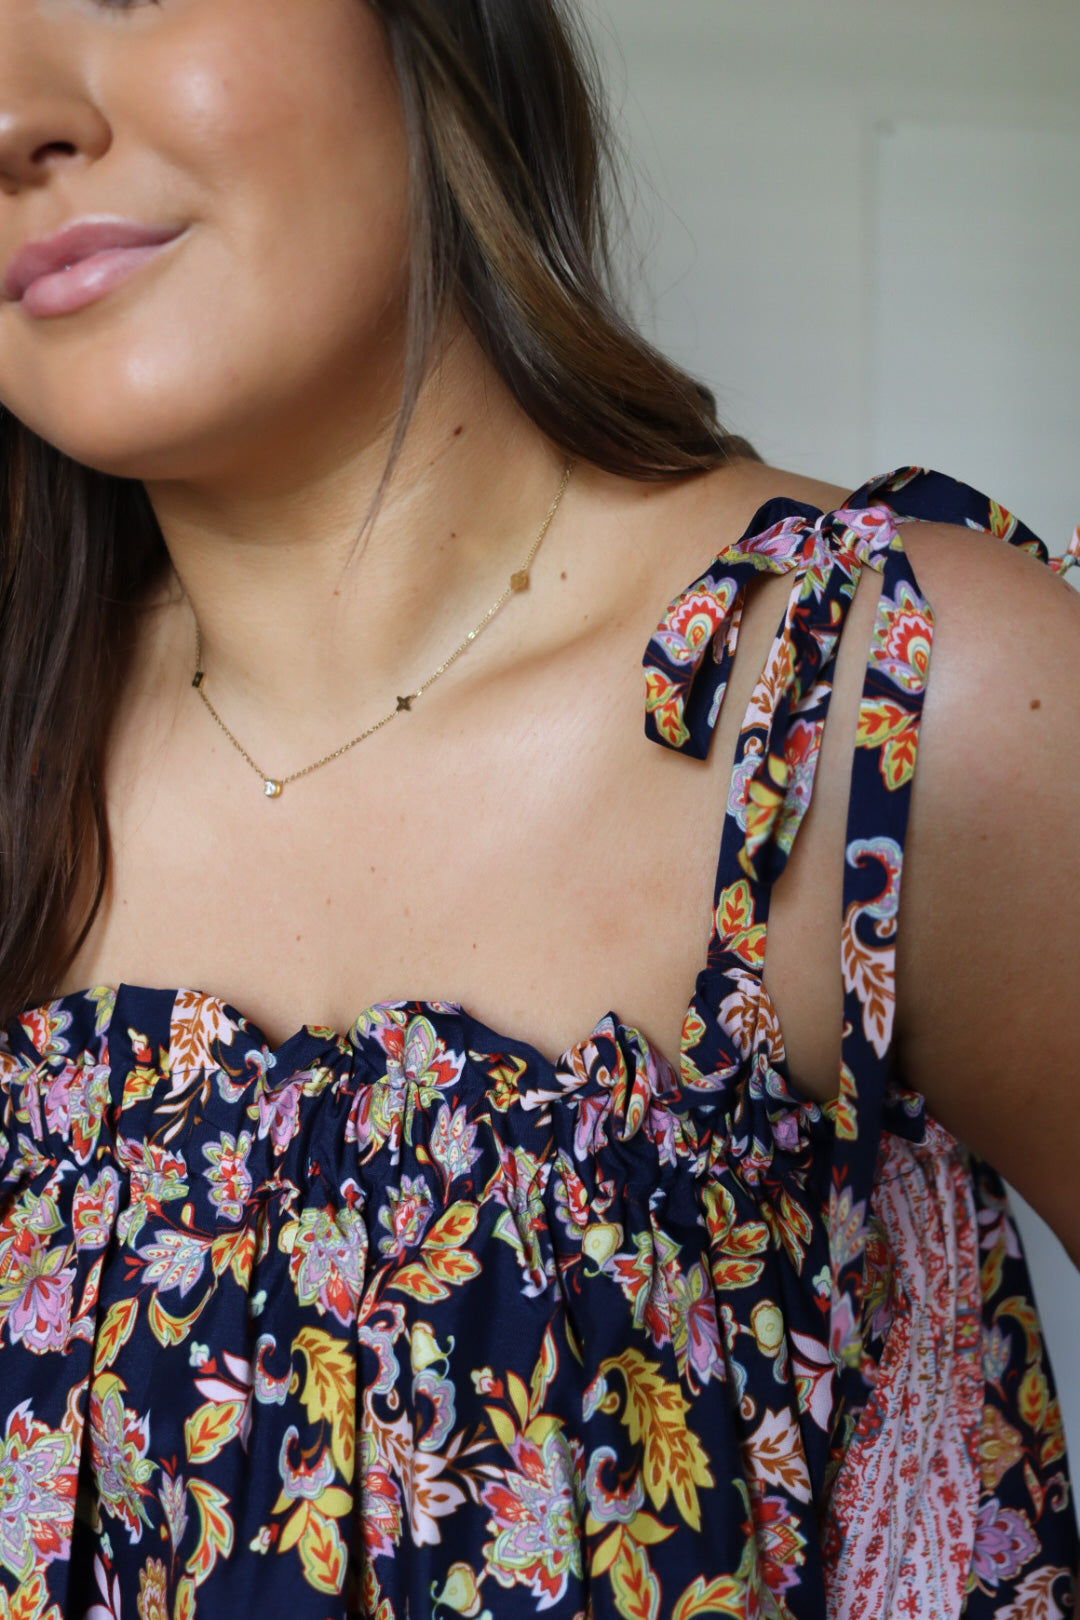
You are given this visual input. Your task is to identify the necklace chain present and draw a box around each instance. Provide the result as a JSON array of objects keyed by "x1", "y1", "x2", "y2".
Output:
[{"x1": 191, "y1": 460, "x2": 574, "y2": 798}]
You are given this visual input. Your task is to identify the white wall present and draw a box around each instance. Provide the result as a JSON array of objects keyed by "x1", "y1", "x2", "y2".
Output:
[{"x1": 586, "y1": 0, "x2": 1080, "y2": 1469}]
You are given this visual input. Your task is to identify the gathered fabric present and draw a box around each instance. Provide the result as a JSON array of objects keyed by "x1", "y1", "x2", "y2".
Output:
[{"x1": 1, "y1": 467, "x2": 1076, "y2": 1619}]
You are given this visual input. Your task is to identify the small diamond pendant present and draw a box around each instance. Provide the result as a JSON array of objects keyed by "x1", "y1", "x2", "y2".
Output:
[{"x1": 264, "y1": 779, "x2": 283, "y2": 799}]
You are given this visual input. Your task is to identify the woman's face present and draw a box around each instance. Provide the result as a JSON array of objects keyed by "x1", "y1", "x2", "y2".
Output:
[{"x1": 0, "y1": 0, "x2": 412, "y2": 487}]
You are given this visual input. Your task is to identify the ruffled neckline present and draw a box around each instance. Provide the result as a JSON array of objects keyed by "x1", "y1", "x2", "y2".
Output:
[
  {"x1": 6, "y1": 485, "x2": 836, "y2": 1086},
  {"x1": 7, "y1": 469, "x2": 973, "y2": 1099},
  {"x1": 10, "y1": 981, "x2": 647, "y2": 1081}
]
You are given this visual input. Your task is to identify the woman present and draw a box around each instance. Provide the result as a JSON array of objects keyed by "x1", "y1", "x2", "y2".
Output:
[{"x1": 0, "y1": 1, "x2": 1076, "y2": 1615}]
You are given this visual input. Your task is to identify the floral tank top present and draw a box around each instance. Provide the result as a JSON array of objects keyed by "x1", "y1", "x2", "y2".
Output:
[{"x1": 1, "y1": 466, "x2": 1077, "y2": 1620}]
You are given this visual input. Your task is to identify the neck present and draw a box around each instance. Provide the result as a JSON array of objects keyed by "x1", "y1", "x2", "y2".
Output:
[{"x1": 134, "y1": 327, "x2": 571, "y2": 764}]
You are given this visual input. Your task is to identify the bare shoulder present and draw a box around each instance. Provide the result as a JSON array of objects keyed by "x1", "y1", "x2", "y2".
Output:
[
  {"x1": 579, "y1": 460, "x2": 1079, "y2": 1267},
  {"x1": 901, "y1": 515, "x2": 1080, "y2": 665},
  {"x1": 660, "y1": 457, "x2": 855, "y2": 561},
  {"x1": 597, "y1": 455, "x2": 855, "y2": 620},
  {"x1": 894, "y1": 519, "x2": 1080, "y2": 1261},
  {"x1": 694, "y1": 456, "x2": 856, "y2": 527},
  {"x1": 896, "y1": 518, "x2": 1080, "y2": 851},
  {"x1": 896, "y1": 519, "x2": 1080, "y2": 785},
  {"x1": 633, "y1": 477, "x2": 1080, "y2": 1263}
]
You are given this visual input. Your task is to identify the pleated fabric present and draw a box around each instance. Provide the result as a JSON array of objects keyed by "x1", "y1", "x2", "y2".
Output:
[{"x1": 1, "y1": 467, "x2": 1077, "y2": 1619}]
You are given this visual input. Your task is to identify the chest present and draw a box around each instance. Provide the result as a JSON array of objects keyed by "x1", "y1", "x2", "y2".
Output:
[
  {"x1": 66, "y1": 629, "x2": 710, "y2": 1058},
  {"x1": 61, "y1": 564, "x2": 880, "y2": 1099}
]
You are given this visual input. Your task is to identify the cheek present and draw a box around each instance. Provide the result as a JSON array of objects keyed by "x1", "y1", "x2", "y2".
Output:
[
  {"x1": 0, "y1": 0, "x2": 412, "y2": 474},
  {"x1": 163, "y1": 3, "x2": 412, "y2": 345}
]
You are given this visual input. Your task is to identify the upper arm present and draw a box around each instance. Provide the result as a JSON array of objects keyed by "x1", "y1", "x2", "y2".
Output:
[{"x1": 892, "y1": 521, "x2": 1080, "y2": 1263}]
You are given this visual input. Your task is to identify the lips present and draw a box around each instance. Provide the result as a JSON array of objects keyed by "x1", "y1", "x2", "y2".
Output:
[{"x1": 3, "y1": 219, "x2": 186, "y2": 303}]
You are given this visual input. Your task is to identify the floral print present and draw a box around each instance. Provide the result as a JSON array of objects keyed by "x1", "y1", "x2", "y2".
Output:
[
  {"x1": 0, "y1": 1404, "x2": 79, "y2": 1584},
  {"x1": 1, "y1": 467, "x2": 1077, "y2": 1617},
  {"x1": 973, "y1": 1499, "x2": 1043, "y2": 1588}
]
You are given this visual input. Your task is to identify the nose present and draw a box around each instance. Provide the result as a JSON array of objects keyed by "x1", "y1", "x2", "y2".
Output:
[{"x1": 0, "y1": 16, "x2": 111, "y2": 194}]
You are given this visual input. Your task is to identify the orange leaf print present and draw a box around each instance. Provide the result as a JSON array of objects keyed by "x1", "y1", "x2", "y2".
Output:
[
  {"x1": 840, "y1": 901, "x2": 894, "y2": 1061},
  {"x1": 294, "y1": 1327, "x2": 356, "y2": 1483},
  {"x1": 672, "y1": 1572, "x2": 750, "y2": 1619},
  {"x1": 716, "y1": 879, "x2": 755, "y2": 937},
  {"x1": 988, "y1": 499, "x2": 1018, "y2": 542},
  {"x1": 996, "y1": 1296, "x2": 1043, "y2": 1365},
  {"x1": 424, "y1": 1203, "x2": 479, "y2": 1250},
  {"x1": 766, "y1": 1187, "x2": 815, "y2": 1269},
  {"x1": 832, "y1": 1062, "x2": 858, "y2": 1143},
  {"x1": 703, "y1": 1181, "x2": 769, "y2": 1292},
  {"x1": 184, "y1": 1400, "x2": 245, "y2": 1465},
  {"x1": 681, "y1": 1006, "x2": 706, "y2": 1051},
  {"x1": 599, "y1": 1349, "x2": 714, "y2": 1531},
  {"x1": 739, "y1": 756, "x2": 789, "y2": 882},
  {"x1": 424, "y1": 1246, "x2": 482, "y2": 1286},
  {"x1": 609, "y1": 1530, "x2": 660, "y2": 1620},
  {"x1": 396, "y1": 1201, "x2": 484, "y2": 1293},
  {"x1": 742, "y1": 1407, "x2": 811, "y2": 1503},
  {"x1": 1040, "y1": 1401, "x2": 1066, "y2": 1467},
  {"x1": 529, "y1": 1327, "x2": 559, "y2": 1417},
  {"x1": 710, "y1": 1258, "x2": 765, "y2": 1290},
  {"x1": 714, "y1": 880, "x2": 767, "y2": 968},
  {"x1": 384, "y1": 1200, "x2": 485, "y2": 1299},
  {"x1": 147, "y1": 1291, "x2": 209, "y2": 1349},
  {"x1": 388, "y1": 1263, "x2": 449, "y2": 1303},
  {"x1": 184, "y1": 1479, "x2": 234, "y2": 1587},
  {"x1": 996, "y1": 1565, "x2": 1071, "y2": 1620},
  {"x1": 643, "y1": 667, "x2": 674, "y2": 713},
  {"x1": 855, "y1": 698, "x2": 911, "y2": 750},
  {"x1": 703, "y1": 1181, "x2": 769, "y2": 1256},
  {"x1": 297, "y1": 1506, "x2": 348, "y2": 1596},
  {"x1": 716, "y1": 974, "x2": 763, "y2": 1062},
  {"x1": 742, "y1": 632, "x2": 796, "y2": 731},
  {"x1": 96, "y1": 1296, "x2": 139, "y2": 1371},
  {"x1": 174, "y1": 1577, "x2": 197, "y2": 1620},
  {"x1": 169, "y1": 991, "x2": 235, "y2": 1082},
  {"x1": 980, "y1": 1244, "x2": 1005, "y2": 1304},
  {"x1": 121, "y1": 1065, "x2": 159, "y2": 1106},
  {"x1": 881, "y1": 727, "x2": 918, "y2": 791},
  {"x1": 210, "y1": 1227, "x2": 255, "y2": 1288},
  {"x1": 1018, "y1": 1364, "x2": 1049, "y2": 1431},
  {"x1": 644, "y1": 669, "x2": 690, "y2": 750},
  {"x1": 722, "y1": 1225, "x2": 769, "y2": 1262},
  {"x1": 0, "y1": 1573, "x2": 61, "y2": 1620}
]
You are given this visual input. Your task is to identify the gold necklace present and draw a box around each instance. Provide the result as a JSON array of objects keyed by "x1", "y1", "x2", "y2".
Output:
[{"x1": 191, "y1": 460, "x2": 574, "y2": 799}]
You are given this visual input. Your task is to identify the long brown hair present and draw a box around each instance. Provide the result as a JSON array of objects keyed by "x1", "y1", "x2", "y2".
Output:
[{"x1": 0, "y1": 0, "x2": 758, "y2": 1025}]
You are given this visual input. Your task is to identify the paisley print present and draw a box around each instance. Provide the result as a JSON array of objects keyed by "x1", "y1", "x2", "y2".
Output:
[{"x1": 1, "y1": 467, "x2": 1077, "y2": 1617}]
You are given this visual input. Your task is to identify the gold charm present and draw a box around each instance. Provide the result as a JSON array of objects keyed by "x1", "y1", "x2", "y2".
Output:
[{"x1": 190, "y1": 461, "x2": 573, "y2": 796}]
